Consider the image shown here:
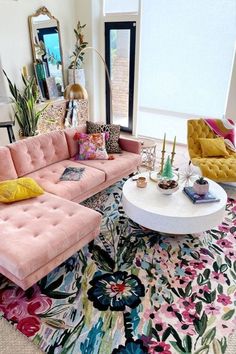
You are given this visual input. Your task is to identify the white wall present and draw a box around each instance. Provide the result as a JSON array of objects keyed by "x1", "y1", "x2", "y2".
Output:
[
  {"x1": 75, "y1": 0, "x2": 106, "y2": 123},
  {"x1": 225, "y1": 46, "x2": 236, "y2": 123},
  {"x1": 0, "y1": 0, "x2": 77, "y2": 145}
]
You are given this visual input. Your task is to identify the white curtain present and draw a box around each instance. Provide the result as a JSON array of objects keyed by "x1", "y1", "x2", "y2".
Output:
[{"x1": 139, "y1": 0, "x2": 236, "y2": 118}]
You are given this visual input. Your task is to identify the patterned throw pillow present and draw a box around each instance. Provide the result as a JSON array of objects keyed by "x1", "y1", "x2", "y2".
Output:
[
  {"x1": 74, "y1": 132, "x2": 109, "y2": 160},
  {"x1": 86, "y1": 121, "x2": 121, "y2": 153}
]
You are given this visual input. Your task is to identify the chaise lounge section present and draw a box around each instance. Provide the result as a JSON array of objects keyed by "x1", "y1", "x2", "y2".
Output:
[{"x1": 0, "y1": 125, "x2": 141, "y2": 289}]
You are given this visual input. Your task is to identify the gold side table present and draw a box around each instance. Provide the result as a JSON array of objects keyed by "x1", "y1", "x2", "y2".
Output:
[{"x1": 140, "y1": 138, "x2": 157, "y2": 170}]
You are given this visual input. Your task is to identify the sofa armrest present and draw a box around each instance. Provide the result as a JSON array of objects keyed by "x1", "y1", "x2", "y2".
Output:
[{"x1": 119, "y1": 137, "x2": 141, "y2": 154}]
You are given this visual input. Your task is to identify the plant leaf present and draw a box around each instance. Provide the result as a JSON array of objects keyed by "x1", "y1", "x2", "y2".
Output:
[
  {"x1": 201, "y1": 326, "x2": 216, "y2": 346},
  {"x1": 222, "y1": 309, "x2": 235, "y2": 321}
]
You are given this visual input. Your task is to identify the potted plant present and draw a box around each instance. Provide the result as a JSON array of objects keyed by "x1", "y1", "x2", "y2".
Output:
[
  {"x1": 3, "y1": 71, "x2": 46, "y2": 137},
  {"x1": 193, "y1": 176, "x2": 209, "y2": 195},
  {"x1": 68, "y1": 21, "x2": 88, "y2": 87}
]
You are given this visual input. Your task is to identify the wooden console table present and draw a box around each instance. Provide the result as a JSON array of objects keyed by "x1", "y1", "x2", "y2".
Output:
[{"x1": 37, "y1": 98, "x2": 89, "y2": 134}]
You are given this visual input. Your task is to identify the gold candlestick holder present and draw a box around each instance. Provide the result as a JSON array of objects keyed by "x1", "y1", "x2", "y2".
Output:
[
  {"x1": 159, "y1": 149, "x2": 166, "y2": 174},
  {"x1": 171, "y1": 151, "x2": 176, "y2": 166}
]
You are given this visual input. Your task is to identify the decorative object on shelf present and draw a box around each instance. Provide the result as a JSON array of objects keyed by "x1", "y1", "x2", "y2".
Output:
[
  {"x1": 45, "y1": 77, "x2": 58, "y2": 99},
  {"x1": 136, "y1": 176, "x2": 147, "y2": 188},
  {"x1": 179, "y1": 161, "x2": 197, "y2": 187},
  {"x1": 193, "y1": 176, "x2": 209, "y2": 195},
  {"x1": 157, "y1": 179, "x2": 179, "y2": 195},
  {"x1": 68, "y1": 21, "x2": 88, "y2": 87},
  {"x1": 3, "y1": 71, "x2": 47, "y2": 137},
  {"x1": 28, "y1": 7, "x2": 65, "y2": 97}
]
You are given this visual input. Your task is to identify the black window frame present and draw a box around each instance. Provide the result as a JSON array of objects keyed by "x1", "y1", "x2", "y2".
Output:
[{"x1": 105, "y1": 21, "x2": 136, "y2": 133}]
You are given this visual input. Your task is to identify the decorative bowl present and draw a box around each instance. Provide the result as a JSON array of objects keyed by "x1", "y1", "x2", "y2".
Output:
[{"x1": 156, "y1": 179, "x2": 179, "y2": 195}]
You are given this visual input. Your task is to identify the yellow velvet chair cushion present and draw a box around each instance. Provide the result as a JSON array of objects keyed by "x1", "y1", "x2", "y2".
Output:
[
  {"x1": 198, "y1": 137, "x2": 229, "y2": 157},
  {"x1": 0, "y1": 177, "x2": 44, "y2": 203},
  {"x1": 188, "y1": 119, "x2": 236, "y2": 182}
]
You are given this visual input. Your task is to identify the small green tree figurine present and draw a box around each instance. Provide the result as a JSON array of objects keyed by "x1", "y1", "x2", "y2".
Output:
[{"x1": 161, "y1": 156, "x2": 174, "y2": 179}]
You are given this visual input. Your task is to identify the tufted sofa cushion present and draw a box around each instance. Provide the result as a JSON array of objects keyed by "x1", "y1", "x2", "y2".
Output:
[
  {"x1": 8, "y1": 130, "x2": 70, "y2": 177},
  {"x1": 188, "y1": 119, "x2": 236, "y2": 182},
  {"x1": 79, "y1": 150, "x2": 142, "y2": 181},
  {"x1": 0, "y1": 193, "x2": 101, "y2": 281},
  {"x1": 0, "y1": 147, "x2": 17, "y2": 181},
  {"x1": 26, "y1": 159, "x2": 105, "y2": 200}
]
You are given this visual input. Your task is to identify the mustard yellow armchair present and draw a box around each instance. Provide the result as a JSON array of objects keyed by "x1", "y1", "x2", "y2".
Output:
[{"x1": 187, "y1": 119, "x2": 236, "y2": 182}]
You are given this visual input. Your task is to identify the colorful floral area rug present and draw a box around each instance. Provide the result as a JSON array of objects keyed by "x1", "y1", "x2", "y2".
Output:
[{"x1": 0, "y1": 180, "x2": 236, "y2": 354}]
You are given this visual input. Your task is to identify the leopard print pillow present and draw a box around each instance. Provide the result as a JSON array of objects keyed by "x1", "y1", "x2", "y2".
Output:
[{"x1": 86, "y1": 121, "x2": 121, "y2": 153}]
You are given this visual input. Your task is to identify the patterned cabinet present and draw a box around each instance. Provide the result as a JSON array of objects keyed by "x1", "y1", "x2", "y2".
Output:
[{"x1": 37, "y1": 98, "x2": 89, "y2": 134}]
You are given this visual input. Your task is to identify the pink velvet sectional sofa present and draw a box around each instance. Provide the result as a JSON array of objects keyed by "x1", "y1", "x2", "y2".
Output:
[{"x1": 0, "y1": 124, "x2": 141, "y2": 290}]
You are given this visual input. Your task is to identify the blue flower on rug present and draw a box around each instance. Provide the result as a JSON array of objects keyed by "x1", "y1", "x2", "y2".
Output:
[
  {"x1": 112, "y1": 339, "x2": 148, "y2": 354},
  {"x1": 87, "y1": 271, "x2": 145, "y2": 311}
]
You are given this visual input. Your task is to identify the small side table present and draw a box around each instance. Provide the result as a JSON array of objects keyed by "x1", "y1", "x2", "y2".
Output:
[
  {"x1": 140, "y1": 138, "x2": 157, "y2": 170},
  {"x1": 0, "y1": 121, "x2": 16, "y2": 143}
]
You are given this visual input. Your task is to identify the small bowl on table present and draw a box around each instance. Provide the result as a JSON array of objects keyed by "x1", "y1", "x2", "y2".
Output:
[{"x1": 156, "y1": 179, "x2": 179, "y2": 195}]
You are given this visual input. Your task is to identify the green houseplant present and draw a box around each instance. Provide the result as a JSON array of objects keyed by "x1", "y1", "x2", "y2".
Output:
[
  {"x1": 3, "y1": 70, "x2": 46, "y2": 137},
  {"x1": 68, "y1": 21, "x2": 88, "y2": 70},
  {"x1": 68, "y1": 21, "x2": 88, "y2": 86},
  {"x1": 193, "y1": 176, "x2": 209, "y2": 195}
]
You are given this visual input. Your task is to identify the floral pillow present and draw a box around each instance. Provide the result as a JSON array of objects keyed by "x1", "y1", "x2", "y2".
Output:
[
  {"x1": 86, "y1": 121, "x2": 121, "y2": 153},
  {"x1": 74, "y1": 132, "x2": 109, "y2": 160}
]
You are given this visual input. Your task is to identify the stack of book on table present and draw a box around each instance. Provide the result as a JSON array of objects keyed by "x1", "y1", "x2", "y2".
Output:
[{"x1": 183, "y1": 187, "x2": 220, "y2": 204}]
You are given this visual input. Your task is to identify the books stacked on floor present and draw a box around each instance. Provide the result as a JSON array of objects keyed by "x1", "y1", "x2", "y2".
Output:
[{"x1": 183, "y1": 186, "x2": 220, "y2": 204}]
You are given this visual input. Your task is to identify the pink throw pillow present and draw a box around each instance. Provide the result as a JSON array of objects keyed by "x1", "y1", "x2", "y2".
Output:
[{"x1": 74, "y1": 132, "x2": 109, "y2": 160}]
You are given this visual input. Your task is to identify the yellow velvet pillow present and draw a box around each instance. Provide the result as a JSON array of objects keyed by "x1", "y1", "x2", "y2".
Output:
[
  {"x1": 198, "y1": 137, "x2": 229, "y2": 157},
  {"x1": 0, "y1": 177, "x2": 44, "y2": 203}
]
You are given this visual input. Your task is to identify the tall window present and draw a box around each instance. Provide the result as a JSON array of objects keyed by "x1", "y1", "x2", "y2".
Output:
[
  {"x1": 138, "y1": 0, "x2": 236, "y2": 142},
  {"x1": 105, "y1": 22, "x2": 136, "y2": 132}
]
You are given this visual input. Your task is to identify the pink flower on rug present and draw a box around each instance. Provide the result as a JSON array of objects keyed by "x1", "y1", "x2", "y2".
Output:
[
  {"x1": 205, "y1": 304, "x2": 221, "y2": 315},
  {"x1": 4, "y1": 300, "x2": 29, "y2": 322},
  {"x1": 217, "y1": 294, "x2": 232, "y2": 306},
  {"x1": 177, "y1": 298, "x2": 196, "y2": 311},
  {"x1": 182, "y1": 267, "x2": 197, "y2": 280},
  {"x1": 17, "y1": 316, "x2": 41, "y2": 337},
  {"x1": 189, "y1": 261, "x2": 205, "y2": 270},
  {"x1": 161, "y1": 303, "x2": 178, "y2": 319},
  {"x1": 217, "y1": 320, "x2": 235, "y2": 336},
  {"x1": 216, "y1": 239, "x2": 233, "y2": 248},
  {"x1": 218, "y1": 225, "x2": 231, "y2": 232},
  {"x1": 182, "y1": 310, "x2": 198, "y2": 322},
  {"x1": 175, "y1": 322, "x2": 196, "y2": 335},
  {"x1": 148, "y1": 340, "x2": 171, "y2": 354},
  {"x1": 27, "y1": 296, "x2": 52, "y2": 316},
  {"x1": 225, "y1": 249, "x2": 236, "y2": 259},
  {"x1": 212, "y1": 272, "x2": 225, "y2": 283},
  {"x1": 202, "y1": 285, "x2": 211, "y2": 293}
]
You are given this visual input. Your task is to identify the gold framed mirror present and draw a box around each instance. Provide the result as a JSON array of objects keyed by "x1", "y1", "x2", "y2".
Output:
[{"x1": 28, "y1": 7, "x2": 65, "y2": 99}]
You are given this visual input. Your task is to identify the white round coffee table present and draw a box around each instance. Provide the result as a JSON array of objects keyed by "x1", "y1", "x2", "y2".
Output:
[{"x1": 122, "y1": 173, "x2": 227, "y2": 234}]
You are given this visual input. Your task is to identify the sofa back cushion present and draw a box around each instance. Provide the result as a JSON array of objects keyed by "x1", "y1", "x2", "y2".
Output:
[
  {"x1": 8, "y1": 130, "x2": 70, "y2": 176},
  {"x1": 0, "y1": 147, "x2": 17, "y2": 181},
  {"x1": 64, "y1": 125, "x2": 86, "y2": 157}
]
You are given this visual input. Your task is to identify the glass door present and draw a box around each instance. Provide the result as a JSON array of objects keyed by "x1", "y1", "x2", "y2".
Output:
[{"x1": 105, "y1": 22, "x2": 136, "y2": 133}]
